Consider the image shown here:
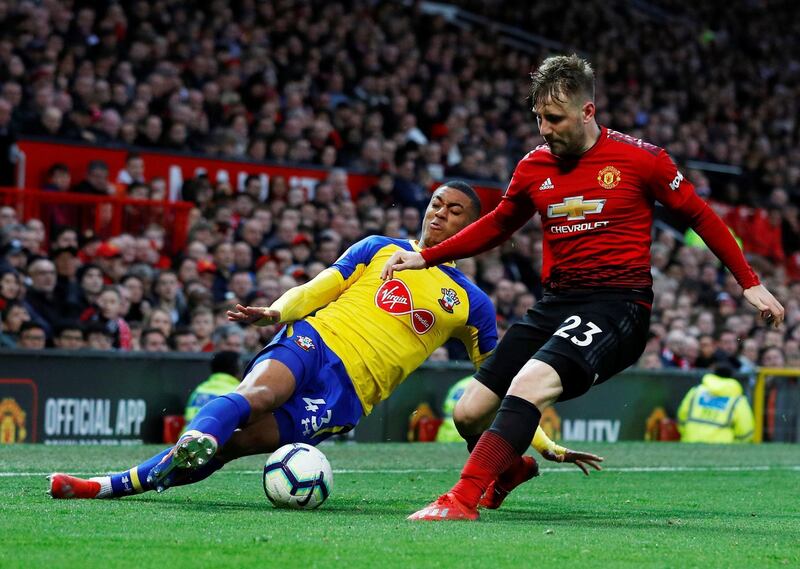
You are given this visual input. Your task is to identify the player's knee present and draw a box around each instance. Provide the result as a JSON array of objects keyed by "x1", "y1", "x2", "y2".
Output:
[
  {"x1": 236, "y1": 384, "x2": 280, "y2": 413},
  {"x1": 508, "y1": 372, "x2": 562, "y2": 410},
  {"x1": 453, "y1": 399, "x2": 487, "y2": 433}
]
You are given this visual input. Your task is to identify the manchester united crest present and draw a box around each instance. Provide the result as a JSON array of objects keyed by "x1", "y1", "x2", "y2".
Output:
[
  {"x1": 597, "y1": 165, "x2": 621, "y2": 189},
  {"x1": 0, "y1": 398, "x2": 27, "y2": 444}
]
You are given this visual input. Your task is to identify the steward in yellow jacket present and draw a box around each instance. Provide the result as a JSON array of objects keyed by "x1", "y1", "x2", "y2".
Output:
[
  {"x1": 185, "y1": 351, "x2": 242, "y2": 422},
  {"x1": 436, "y1": 376, "x2": 473, "y2": 442},
  {"x1": 677, "y1": 372, "x2": 755, "y2": 443}
]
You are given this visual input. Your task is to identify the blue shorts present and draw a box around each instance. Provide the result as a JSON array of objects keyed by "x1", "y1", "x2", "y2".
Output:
[{"x1": 243, "y1": 320, "x2": 363, "y2": 446}]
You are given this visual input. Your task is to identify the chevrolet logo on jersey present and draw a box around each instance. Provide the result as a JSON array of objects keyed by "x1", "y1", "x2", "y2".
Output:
[{"x1": 547, "y1": 196, "x2": 606, "y2": 220}]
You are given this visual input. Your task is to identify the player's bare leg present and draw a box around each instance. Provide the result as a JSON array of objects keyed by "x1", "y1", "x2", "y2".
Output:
[
  {"x1": 50, "y1": 360, "x2": 296, "y2": 499},
  {"x1": 148, "y1": 358, "x2": 295, "y2": 490},
  {"x1": 409, "y1": 360, "x2": 561, "y2": 521},
  {"x1": 49, "y1": 411, "x2": 285, "y2": 499},
  {"x1": 217, "y1": 413, "x2": 283, "y2": 461},
  {"x1": 453, "y1": 380, "x2": 501, "y2": 438}
]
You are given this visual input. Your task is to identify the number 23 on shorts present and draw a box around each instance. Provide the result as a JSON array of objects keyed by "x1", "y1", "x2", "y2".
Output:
[{"x1": 554, "y1": 315, "x2": 603, "y2": 347}]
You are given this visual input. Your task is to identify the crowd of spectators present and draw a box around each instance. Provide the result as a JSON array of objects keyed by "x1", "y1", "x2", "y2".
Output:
[{"x1": 1, "y1": 0, "x2": 799, "y2": 374}]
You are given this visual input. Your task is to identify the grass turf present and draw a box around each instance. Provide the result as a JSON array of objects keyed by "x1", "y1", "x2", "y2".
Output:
[{"x1": 1, "y1": 442, "x2": 799, "y2": 568}]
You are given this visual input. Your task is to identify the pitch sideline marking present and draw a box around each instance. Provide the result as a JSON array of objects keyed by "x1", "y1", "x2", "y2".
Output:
[{"x1": 3, "y1": 465, "x2": 800, "y2": 477}]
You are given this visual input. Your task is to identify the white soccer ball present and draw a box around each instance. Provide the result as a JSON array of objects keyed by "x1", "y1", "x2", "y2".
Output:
[{"x1": 263, "y1": 443, "x2": 333, "y2": 509}]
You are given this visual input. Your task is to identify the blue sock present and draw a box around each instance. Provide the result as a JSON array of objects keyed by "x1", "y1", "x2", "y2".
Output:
[
  {"x1": 183, "y1": 393, "x2": 251, "y2": 447},
  {"x1": 109, "y1": 450, "x2": 226, "y2": 497},
  {"x1": 110, "y1": 448, "x2": 170, "y2": 496},
  {"x1": 106, "y1": 394, "x2": 249, "y2": 498}
]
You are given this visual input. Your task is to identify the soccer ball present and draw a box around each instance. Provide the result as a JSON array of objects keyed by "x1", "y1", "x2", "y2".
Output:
[{"x1": 262, "y1": 443, "x2": 333, "y2": 509}]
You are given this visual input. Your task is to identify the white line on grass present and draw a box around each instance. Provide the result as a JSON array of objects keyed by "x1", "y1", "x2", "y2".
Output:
[{"x1": 3, "y1": 465, "x2": 799, "y2": 477}]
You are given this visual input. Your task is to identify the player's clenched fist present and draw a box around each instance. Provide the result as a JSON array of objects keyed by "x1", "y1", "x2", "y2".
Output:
[
  {"x1": 226, "y1": 304, "x2": 281, "y2": 326},
  {"x1": 380, "y1": 250, "x2": 427, "y2": 280},
  {"x1": 742, "y1": 284, "x2": 785, "y2": 329}
]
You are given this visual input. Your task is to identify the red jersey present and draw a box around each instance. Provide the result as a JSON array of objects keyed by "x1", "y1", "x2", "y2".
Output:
[{"x1": 422, "y1": 127, "x2": 759, "y2": 292}]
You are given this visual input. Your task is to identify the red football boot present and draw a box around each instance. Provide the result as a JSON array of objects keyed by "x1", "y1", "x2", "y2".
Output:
[
  {"x1": 407, "y1": 492, "x2": 479, "y2": 521},
  {"x1": 48, "y1": 473, "x2": 102, "y2": 499},
  {"x1": 479, "y1": 455, "x2": 539, "y2": 510}
]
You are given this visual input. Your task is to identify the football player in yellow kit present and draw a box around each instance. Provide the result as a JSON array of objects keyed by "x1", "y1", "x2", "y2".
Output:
[{"x1": 49, "y1": 181, "x2": 599, "y2": 500}]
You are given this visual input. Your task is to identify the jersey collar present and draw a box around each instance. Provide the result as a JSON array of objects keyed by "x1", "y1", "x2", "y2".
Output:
[
  {"x1": 550, "y1": 125, "x2": 606, "y2": 161},
  {"x1": 583, "y1": 125, "x2": 607, "y2": 157},
  {"x1": 410, "y1": 239, "x2": 456, "y2": 267}
]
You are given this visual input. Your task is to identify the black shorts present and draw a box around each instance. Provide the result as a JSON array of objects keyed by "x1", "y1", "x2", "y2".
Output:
[{"x1": 476, "y1": 289, "x2": 652, "y2": 402}]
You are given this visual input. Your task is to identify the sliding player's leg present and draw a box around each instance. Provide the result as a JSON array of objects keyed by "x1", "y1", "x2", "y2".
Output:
[
  {"x1": 48, "y1": 413, "x2": 284, "y2": 499},
  {"x1": 145, "y1": 351, "x2": 296, "y2": 490},
  {"x1": 149, "y1": 320, "x2": 362, "y2": 491},
  {"x1": 49, "y1": 326, "x2": 306, "y2": 499},
  {"x1": 218, "y1": 413, "x2": 282, "y2": 460},
  {"x1": 48, "y1": 358, "x2": 294, "y2": 499}
]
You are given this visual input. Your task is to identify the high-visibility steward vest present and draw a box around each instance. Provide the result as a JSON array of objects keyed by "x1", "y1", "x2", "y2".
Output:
[
  {"x1": 184, "y1": 372, "x2": 241, "y2": 422},
  {"x1": 677, "y1": 373, "x2": 754, "y2": 443}
]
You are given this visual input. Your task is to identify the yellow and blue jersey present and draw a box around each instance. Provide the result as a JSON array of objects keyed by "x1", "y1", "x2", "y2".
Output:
[{"x1": 270, "y1": 237, "x2": 497, "y2": 414}]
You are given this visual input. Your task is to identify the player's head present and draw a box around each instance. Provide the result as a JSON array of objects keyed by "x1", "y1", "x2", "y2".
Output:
[
  {"x1": 530, "y1": 54, "x2": 596, "y2": 157},
  {"x1": 210, "y1": 350, "x2": 241, "y2": 379},
  {"x1": 419, "y1": 181, "x2": 481, "y2": 248}
]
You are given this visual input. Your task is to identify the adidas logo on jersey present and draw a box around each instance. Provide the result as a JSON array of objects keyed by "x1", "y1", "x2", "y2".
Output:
[{"x1": 539, "y1": 178, "x2": 554, "y2": 191}]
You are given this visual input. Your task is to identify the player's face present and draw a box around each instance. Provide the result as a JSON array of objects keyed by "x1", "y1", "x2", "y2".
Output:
[
  {"x1": 419, "y1": 187, "x2": 476, "y2": 248},
  {"x1": 534, "y1": 93, "x2": 593, "y2": 157}
]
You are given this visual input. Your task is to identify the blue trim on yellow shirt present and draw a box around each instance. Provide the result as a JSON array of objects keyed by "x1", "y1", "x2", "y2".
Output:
[
  {"x1": 333, "y1": 236, "x2": 412, "y2": 280},
  {"x1": 437, "y1": 264, "x2": 497, "y2": 356}
]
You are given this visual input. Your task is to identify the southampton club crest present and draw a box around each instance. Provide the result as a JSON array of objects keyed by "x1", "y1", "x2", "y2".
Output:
[
  {"x1": 293, "y1": 335, "x2": 316, "y2": 351},
  {"x1": 438, "y1": 288, "x2": 461, "y2": 313}
]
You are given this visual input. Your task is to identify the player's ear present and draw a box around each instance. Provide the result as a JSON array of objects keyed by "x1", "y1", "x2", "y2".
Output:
[{"x1": 582, "y1": 101, "x2": 595, "y2": 123}]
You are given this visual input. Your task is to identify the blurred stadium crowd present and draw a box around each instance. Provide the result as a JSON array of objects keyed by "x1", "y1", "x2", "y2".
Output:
[{"x1": 1, "y1": 0, "x2": 799, "y2": 374}]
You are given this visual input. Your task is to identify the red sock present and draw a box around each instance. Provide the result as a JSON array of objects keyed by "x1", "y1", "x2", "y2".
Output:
[
  {"x1": 497, "y1": 454, "x2": 537, "y2": 491},
  {"x1": 498, "y1": 455, "x2": 526, "y2": 485},
  {"x1": 451, "y1": 431, "x2": 518, "y2": 509}
]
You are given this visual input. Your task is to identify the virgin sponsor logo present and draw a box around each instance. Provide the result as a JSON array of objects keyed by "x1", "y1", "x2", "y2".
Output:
[
  {"x1": 375, "y1": 279, "x2": 435, "y2": 334},
  {"x1": 550, "y1": 221, "x2": 610, "y2": 234},
  {"x1": 375, "y1": 280, "x2": 411, "y2": 313},
  {"x1": 412, "y1": 311, "x2": 434, "y2": 332}
]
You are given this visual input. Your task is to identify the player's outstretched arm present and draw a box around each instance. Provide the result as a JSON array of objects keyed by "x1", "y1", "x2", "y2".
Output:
[
  {"x1": 227, "y1": 304, "x2": 281, "y2": 326},
  {"x1": 743, "y1": 284, "x2": 785, "y2": 328},
  {"x1": 380, "y1": 250, "x2": 427, "y2": 280},
  {"x1": 532, "y1": 427, "x2": 603, "y2": 475},
  {"x1": 229, "y1": 268, "x2": 347, "y2": 325}
]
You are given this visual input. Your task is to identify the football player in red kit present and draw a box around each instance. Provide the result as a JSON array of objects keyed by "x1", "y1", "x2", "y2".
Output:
[{"x1": 382, "y1": 54, "x2": 784, "y2": 521}]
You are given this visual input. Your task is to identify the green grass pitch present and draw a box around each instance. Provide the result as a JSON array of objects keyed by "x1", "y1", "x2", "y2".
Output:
[{"x1": 2, "y1": 443, "x2": 799, "y2": 568}]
